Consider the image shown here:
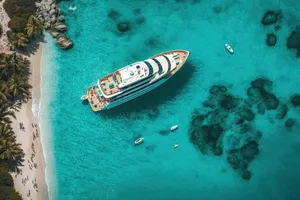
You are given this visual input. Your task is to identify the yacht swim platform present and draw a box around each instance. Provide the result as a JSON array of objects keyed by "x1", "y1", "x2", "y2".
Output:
[{"x1": 84, "y1": 49, "x2": 190, "y2": 112}]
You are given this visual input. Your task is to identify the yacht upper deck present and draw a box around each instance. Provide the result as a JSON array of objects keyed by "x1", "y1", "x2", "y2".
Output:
[
  {"x1": 118, "y1": 62, "x2": 151, "y2": 88},
  {"x1": 97, "y1": 50, "x2": 189, "y2": 99}
]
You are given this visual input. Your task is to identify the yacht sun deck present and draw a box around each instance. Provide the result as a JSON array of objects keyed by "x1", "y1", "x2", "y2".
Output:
[
  {"x1": 118, "y1": 63, "x2": 150, "y2": 88},
  {"x1": 98, "y1": 71, "x2": 122, "y2": 96},
  {"x1": 98, "y1": 62, "x2": 153, "y2": 98}
]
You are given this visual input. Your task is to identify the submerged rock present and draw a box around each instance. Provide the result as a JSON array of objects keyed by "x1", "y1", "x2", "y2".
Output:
[
  {"x1": 291, "y1": 94, "x2": 300, "y2": 107},
  {"x1": 251, "y1": 78, "x2": 273, "y2": 90},
  {"x1": 286, "y1": 31, "x2": 300, "y2": 58},
  {"x1": 108, "y1": 9, "x2": 121, "y2": 20},
  {"x1": 261, "y1": 90, "x2": 279, "y2": 110},
  {"x1": 266, "y1": 33, "x2": 277, "y2": 46},
  {"x1": 274, "y1": 25, "x2": 281, "y2": 31},
  {"x1": 135, "y1": 16, "x2": 146, "y2": 24},
  {"x1": 240, "y1": 140, "x2": 259, "y2": 162},
  {"x1": 285, "y1": 118, "x2": 296, "y2": 128},
  {"x1": 117, "y1": 22, "x2": 131, "y2": 33},
  {"x1": 237, "y1": 108, "x2": 255, "y2": 122},
  {"x1": 242, "y1": 170, "x2": 252, "y2": 180},
  {"x1": 189, "y1": 123, "x2": 224, "y2": 155},
  {"x1": 209, "y1": 85, "x2": 227, "y2": 95},
  {"x1": 256, "y1": 103, "x2": 265, "y2": 114},
  {"x1": 261, "y1": 10, "x2": 280, "y2": 26},
  {"x1": 276, "y1": 104, "x2": 288, "y2": 119},
  {"x1": 227, "y1": 154, "x2": 239, "y2": 169},
  {"x1": 220, "y1": 95, "x2": 239, "y2": 111}
]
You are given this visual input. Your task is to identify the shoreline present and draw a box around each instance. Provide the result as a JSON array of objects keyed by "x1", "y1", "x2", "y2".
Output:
[{"x1": 10, "y1": 42, "x2": 49, "y2": 200}]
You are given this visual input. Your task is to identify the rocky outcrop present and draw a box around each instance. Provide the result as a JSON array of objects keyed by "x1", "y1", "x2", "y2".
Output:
[
  {"x1": 50, "y1": 31, "x2": 59, "y2": 38},
  {"x1": 56, "y1": 34, "x2": 73, "y2": 50},
  {"x1": 36, "y1": 0, "x2": 62, "y2": 29},
  {"x1": 36, "y1": 0, "x2": 73, "y2": 50},
  {"x1": 54, "y1": 23, "x2": 68, "y2": 32}
]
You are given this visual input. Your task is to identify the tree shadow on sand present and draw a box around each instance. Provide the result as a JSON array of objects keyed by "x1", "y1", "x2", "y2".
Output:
[
  {"x1": 14, "y1": 35, "x2": 46, "y2": 57},
  {"x1": 6, "y1": 155, "x2": 25, "y2": 173},
  {"x1": 98, "y1": 60, "x2": 197, "y2": 119}
]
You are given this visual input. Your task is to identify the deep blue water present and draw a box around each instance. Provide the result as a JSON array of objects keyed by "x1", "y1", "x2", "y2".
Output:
[{"x1": 40, "y1": 0, "x2": 300, "y2": 200}]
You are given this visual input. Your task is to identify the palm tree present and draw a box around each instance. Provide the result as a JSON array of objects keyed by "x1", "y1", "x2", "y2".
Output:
[
  {"x1": 0, "y1": 53, "x2": 30, "y2": 78},
  {"x1": 0, "y1": 82, "x2": 10, "y2": 100},
  {"x1": 0, "y1": 53, "x2": 11, "y2": 79},
  {"x1": 25, "y1": 15, "x2": 44, "y2": 38},
  {"x1": 7, "y1": 74, "x2": 31, "y2": 101},
  {"x1": 0, "y1": 123, "x2": 15, "y2": 140},
  {"x1": 0, "y1": 100, "x2": 16, "y2": 124},
  {"x1": 0, "y1": 138, "x2": 24, "y2": 160},
  {"x1": 7, "y1": 31, "x2": 29, "y2": 49}
]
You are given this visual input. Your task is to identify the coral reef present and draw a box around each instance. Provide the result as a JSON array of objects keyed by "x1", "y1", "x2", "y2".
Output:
[{"x1": 188, "y1": 77, "x2": 297, "y2": 180}]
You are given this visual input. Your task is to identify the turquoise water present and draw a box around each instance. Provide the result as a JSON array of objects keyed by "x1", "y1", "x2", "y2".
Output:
[{"x1": 40, "y1": 0, "x2": 300, "y2": 200}]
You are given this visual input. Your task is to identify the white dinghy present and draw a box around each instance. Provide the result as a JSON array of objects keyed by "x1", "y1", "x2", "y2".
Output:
[
  {"x1": 173, "y1": 144, "x2": 179, "y2": 149},
  {"x1": 170, "y1": 125, "x2": 178, "y2": 131},
  {"x1": 225, "y1": 44, "x2": 234, "y2": 54},
  {"x1": 69, "y1": 6, "x2": 77, "y2": 11},
  {"x1": 134, "y1": 137, "x2": 144, "y2": 145},
  {"x1": 81, "y1": 95, "x2": 88, "y2": 101}
]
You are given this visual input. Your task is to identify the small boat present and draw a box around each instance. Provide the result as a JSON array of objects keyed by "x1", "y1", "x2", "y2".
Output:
[
  {"x1": 69, "y1": 6, "x2": 77, "y2": 11},
  {"x1": 225, "y1": 44, "x2": 234, "y2": 54},
  {"x1": 170, "y1": 125, "x2": 178, "y2": 131},
  {"x1": 173, "y1": 144, "x2": 179, "y2": 149},
  {"x1": 81, "y1": 95, "x2": 88, "y2": 101},
  {"x1": 134, "y1": 137, "x2": 144, "y2": 145}
]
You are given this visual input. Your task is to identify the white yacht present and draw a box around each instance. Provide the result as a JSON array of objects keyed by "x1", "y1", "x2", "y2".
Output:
[{"x1": 83, "y1": 50, "x2": 190, "y2": 112}]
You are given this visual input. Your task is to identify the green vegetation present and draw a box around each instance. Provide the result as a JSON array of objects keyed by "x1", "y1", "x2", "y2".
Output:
[
  {"x1": 0, "y1": 52, "x2": 32, "y2": 200},
  {"x1": 3, "y1": 0, "x2": 43, "y2": 49},
  {"x1": 25, "y1": 15, "x2": 44, "y2": 38},
  {"x1": 0, "y1": 186, "x2": 22, "y2": 200},
  {"x1": 0, "y1": 53, "x2": 32, "y2": 104},
  {"x1": 0, "y1": 171, "x2": 14, "y2": 187},
  {"x1": 3, "y1": 0, "x2": 36, "y2": 20}
]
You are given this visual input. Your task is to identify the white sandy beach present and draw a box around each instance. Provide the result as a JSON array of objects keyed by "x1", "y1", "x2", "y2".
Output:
[
  {"x1": 1, "y1": 1, "x2": 48, "y2": 198},
  {"x1": 9, "y1": 44, "x2": 49, "y2": 200}
]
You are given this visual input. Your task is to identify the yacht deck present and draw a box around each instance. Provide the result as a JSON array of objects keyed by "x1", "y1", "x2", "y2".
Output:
[
  {"x1": 99, "y1": 72, "x2": 122, "y2": 96},
  {"x1": 87, "y1": 86, "x2": 109, "y2": 111}
]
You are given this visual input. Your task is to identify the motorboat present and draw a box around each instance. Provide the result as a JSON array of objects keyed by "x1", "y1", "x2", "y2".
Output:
[
  {"x1": 170, "y1": 125, "x2": 178, "y2": 131},
  {"x1": 134, "y1": 137, "x2": 144, "y2": 145},
  {"x1": 225, "y1": 44, "x2": 234, "y2": 54},
  {"x1": 173, "y1": 144, "x2": 179, "y2": 149}
]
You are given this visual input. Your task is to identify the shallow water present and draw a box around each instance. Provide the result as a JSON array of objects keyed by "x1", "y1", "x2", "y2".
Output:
[{"x1": 40, "y1": 0, "x2": 300, "y2": 199}]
